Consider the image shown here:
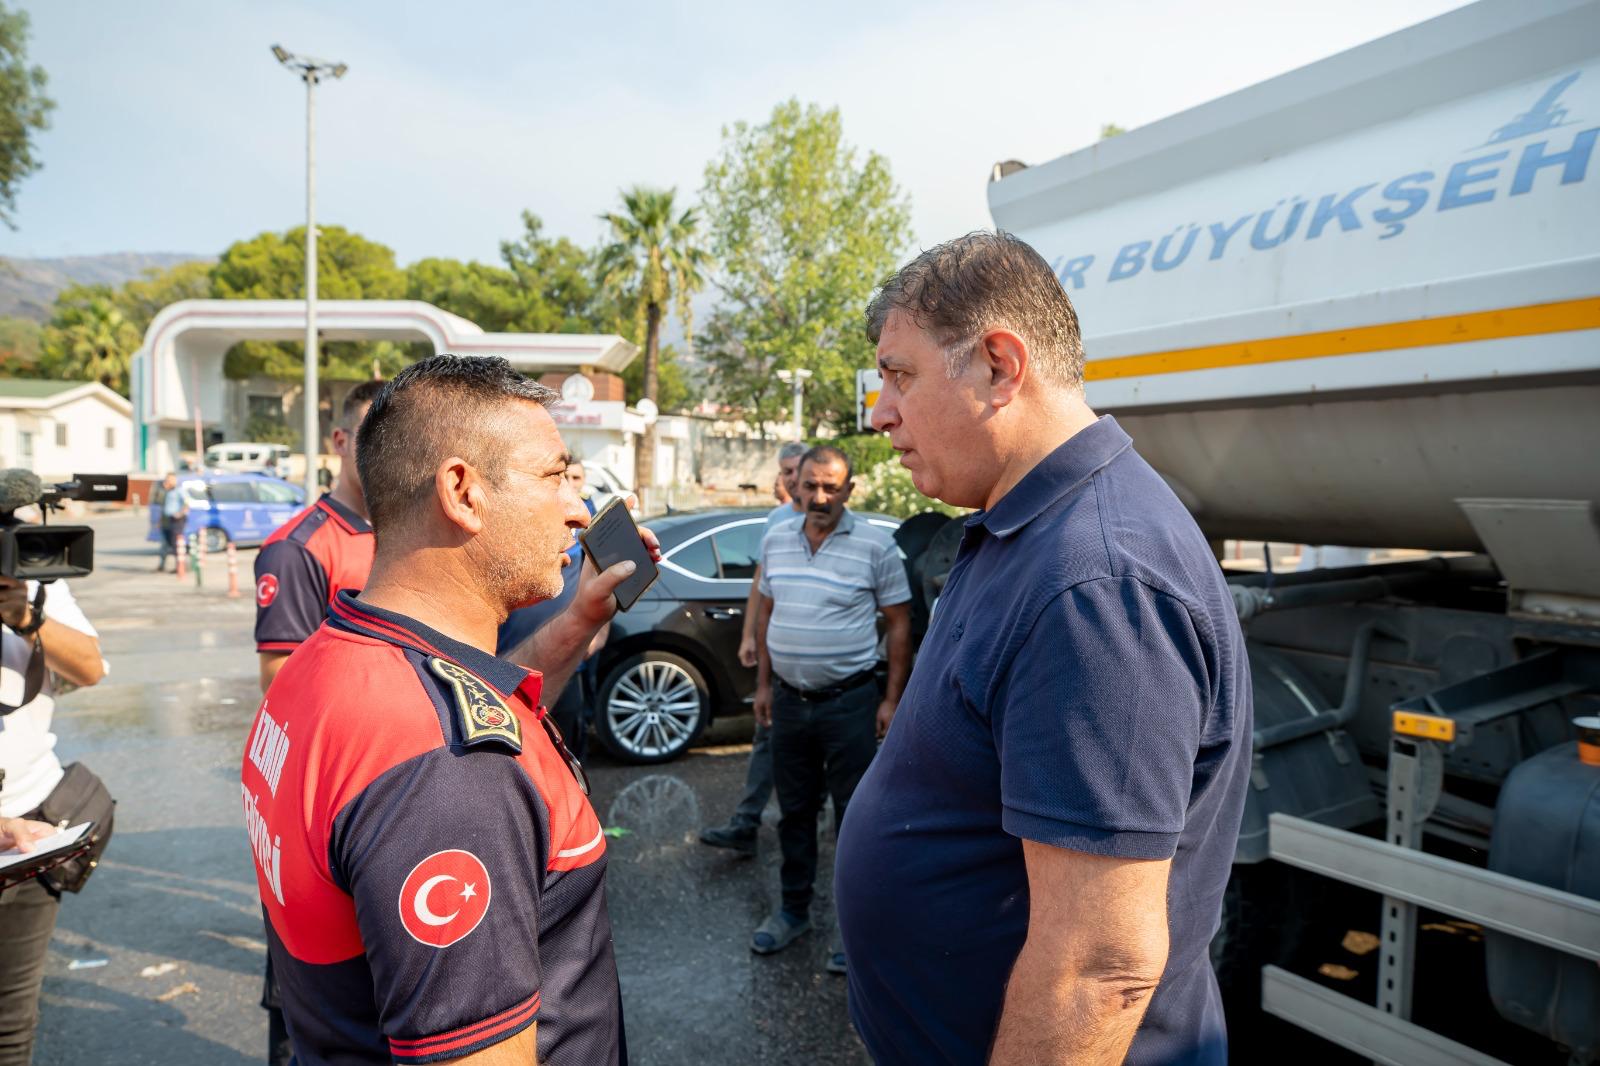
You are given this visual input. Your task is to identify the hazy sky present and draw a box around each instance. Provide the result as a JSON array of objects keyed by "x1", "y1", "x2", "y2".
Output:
[{"x1": 5, "y1": 0, "x2": 1467, "y2": 266}]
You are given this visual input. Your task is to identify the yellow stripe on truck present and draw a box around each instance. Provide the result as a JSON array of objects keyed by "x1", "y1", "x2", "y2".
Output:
[{"x1": 1083, "y1": 296, "x2": 1600, "y2": 382}]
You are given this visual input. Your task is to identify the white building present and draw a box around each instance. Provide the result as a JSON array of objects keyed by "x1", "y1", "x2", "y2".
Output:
[{"x1": 0, "y1": 380, "x2": 134, "y2": 478}]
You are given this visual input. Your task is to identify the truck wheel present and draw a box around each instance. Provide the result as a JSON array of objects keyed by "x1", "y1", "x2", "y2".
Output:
[{"x1": 1210, "y1": 863, "x2": 1322, "y2": 1034}]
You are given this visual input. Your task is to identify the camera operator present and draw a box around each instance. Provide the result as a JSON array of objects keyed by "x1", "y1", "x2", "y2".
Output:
[{"x1": 0, "y1": 571, "x2": 106, "y2": 1066}]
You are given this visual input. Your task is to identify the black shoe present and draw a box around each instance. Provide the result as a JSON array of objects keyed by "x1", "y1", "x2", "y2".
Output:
[{"x1": 698, "y1": 824, "x2": 758, "y2": 856}]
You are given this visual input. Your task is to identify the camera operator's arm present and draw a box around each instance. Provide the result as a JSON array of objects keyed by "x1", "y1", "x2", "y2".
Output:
[{"x1": 0, "y1": 577, "x2": 104, "y2": 688}]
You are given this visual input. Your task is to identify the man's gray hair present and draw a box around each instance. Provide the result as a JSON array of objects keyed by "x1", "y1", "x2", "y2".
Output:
[
  {"x1": 865, "y1": 231, "x2": 1086, "y2": 387},
  {"x1": 777, "y1": 441, "x2": 808, "y2": 463}
]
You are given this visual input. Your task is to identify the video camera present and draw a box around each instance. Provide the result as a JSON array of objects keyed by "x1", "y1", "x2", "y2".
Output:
[{"x1": 0, "y1": 470, "x2": 128, "y2": 581}]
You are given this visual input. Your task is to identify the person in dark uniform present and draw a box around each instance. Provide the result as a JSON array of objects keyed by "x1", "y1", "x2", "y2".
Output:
[
  {"x1": 254, "y1": 379, "x2": 385, "y2": 693},
  {"x1": 496, "y1": 453, "x2": 603, "y2": 761},
  {"x1": 251, "y1": 378, "x2": 384, "y2": 1066},
  {"x1": 241, "y1": 355, "x2": 655, "y2": 1064}
]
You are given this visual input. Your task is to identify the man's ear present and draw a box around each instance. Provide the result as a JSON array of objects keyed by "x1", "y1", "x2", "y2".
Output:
[
  {"x1": 434, "y1": 456, "x2": 487, "y2": 536},
  {"x1": 977, "y1": 328, "x2": 1028, "y2": 410}
]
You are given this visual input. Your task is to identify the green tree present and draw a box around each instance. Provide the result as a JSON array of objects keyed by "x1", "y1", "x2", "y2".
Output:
[
  {"x1": 404, "y1": 256, "x2": 528, "y2": 332},
  {"x1": 1099, "y1": 122, "x2": 1127, "y2": 139},
  {"x1": 0, "y1": 4, "x2": 53, "y2": 229},
  {"x1": 115, "y1": 260, "x2": 212, "y2": 332},
  {"x1": 499, "y1": 211, "x2": 600, "y2": 332},
  {"x1": 619, "y1": 342, "x2": 696, "y2": 413},
  {"x1": 699, "y1": 99, "x2": 911, "y2": 436},
  {"x1": 596, "y1": 187, "x2": 708, "y2": 494},
  {"x1": 0, "y1": 315, "x2": 42, "y2": 375},
  {"x1": 210, "y1": 225, "x2": 407, "y2": 380},
  {"x1": 39, "y1": 285, "x2": 141, "y2": 394}
]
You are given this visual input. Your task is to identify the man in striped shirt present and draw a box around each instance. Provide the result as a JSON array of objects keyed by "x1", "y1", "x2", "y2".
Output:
[{"x1": 750, "y1": 445, "x2": 912, "y2": 974}]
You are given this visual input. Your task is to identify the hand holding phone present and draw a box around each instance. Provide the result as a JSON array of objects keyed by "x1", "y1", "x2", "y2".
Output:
[{"x1": 578, "y1": 499, "x2": 659, "y2": 611}]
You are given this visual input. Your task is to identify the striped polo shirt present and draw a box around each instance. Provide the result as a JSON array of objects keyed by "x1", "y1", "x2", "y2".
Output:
[{"x1": 759, "y1": 509, "x2": 910, "y2": 690}]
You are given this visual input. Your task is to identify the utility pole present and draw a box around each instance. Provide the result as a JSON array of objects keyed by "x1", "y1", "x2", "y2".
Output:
[
  {"x1": 776, "y1": 368, "x2": 813, "y2": 440},
  {"x1": 272, "y1": 45, "x2": 348, "y2": 501}
]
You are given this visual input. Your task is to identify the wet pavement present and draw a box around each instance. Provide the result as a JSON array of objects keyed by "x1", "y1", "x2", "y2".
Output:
[
  {"x1": 31, "y1": 511, "x2": 866, "y2": 1066},
  {"x1": 30, "y1": 512, "x2": 1559, "y2": 1066}
]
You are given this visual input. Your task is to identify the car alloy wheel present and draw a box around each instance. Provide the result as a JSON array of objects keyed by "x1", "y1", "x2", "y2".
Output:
[
  {"x1": 203, "y1": 526, "x2": 230, "y2": 554},
  {"x1": 597, "y1": 652, "x2": 708, "y2": 764}
]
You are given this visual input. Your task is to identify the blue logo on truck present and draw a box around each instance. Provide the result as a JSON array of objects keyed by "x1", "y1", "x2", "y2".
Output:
[
  {"x1": 1050, "y1": 73, "x2": 1593, "y2": 291},
  {"x1": 1488, "y1": 72, "x2": 1580, "y2": 144}
]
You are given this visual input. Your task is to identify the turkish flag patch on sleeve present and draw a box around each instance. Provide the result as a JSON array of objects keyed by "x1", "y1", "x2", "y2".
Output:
[
  {"x1": 398, "y1": 850, "x2": 492, "y2": 947},
  {"x1": 257, "y1": 573, "x2": 280, "y2": 607}
]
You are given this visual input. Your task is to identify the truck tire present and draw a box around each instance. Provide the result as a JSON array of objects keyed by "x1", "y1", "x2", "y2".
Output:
[{"x1": 1210, "y1": 863, "x2": 1322, "y2": 1022}]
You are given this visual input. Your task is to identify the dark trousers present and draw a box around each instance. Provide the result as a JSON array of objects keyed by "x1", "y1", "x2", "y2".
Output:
[
  {"x1": 770, "y1": 678, "x2": 878, "y2": 918},
  {"x1": 263, "y1": 952, "x2": 292, "y2": 1066},
  {"x1": 0, "y1": 872, "x2": 60, "y2": 1065},
  {"x1": 729, "y1": 722, "x2": 773, "y2": 832},
  {"x1": 157, "y1": 518, "x2": 182, "y2": 570}
]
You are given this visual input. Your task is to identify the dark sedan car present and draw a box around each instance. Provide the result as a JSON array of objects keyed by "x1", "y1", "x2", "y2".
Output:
[{"x1": 591, "y1": 507, "x2": 902, "y2": 764}]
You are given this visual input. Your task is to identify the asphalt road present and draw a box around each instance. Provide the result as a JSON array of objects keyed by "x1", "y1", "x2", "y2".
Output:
[
  {"x1": 29, "y1": 511, "x2": 1558, "y2": 1065},
  {"x1": 31, "y1": 511, "x2": 866, "y2": 1066}
]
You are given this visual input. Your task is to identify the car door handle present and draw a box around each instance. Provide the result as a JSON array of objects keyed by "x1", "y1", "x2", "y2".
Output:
[{"x1": 705, "y1": 607, "x2": 743, "y2": 620}]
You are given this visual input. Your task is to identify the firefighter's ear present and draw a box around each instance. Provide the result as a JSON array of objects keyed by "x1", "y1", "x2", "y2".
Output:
[{"x1": 434, "y1": 457, "x2": 487, "y2": 537}]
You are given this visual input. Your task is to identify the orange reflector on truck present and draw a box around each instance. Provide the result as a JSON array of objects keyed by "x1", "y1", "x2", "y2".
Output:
[{"x1": 1393, "y1": 711, "x2": 1456, "y2": 742}]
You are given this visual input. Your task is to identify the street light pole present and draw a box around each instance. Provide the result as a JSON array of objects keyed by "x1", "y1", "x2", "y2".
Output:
[
  {"x1": 273, "y1": 45, "x2": 347, "y2": 501},
  {"x1": 302, "y1": 70, "x2": 318, "y2": 502},
  {"x1": 776, "y1": 368, "x2": 813, "y2": 440}
]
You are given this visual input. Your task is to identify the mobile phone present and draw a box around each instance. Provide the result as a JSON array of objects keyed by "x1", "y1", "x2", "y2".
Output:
[{"x1": 578, "y1": 498, "x2": 659, "y2": 611}]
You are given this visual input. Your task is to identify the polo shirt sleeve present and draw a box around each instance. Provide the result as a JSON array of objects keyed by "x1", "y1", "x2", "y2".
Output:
[
  {"x1": 329, "y1": 749, "x2": 546, "y2": 1062},
  {"x1": 254, "y1": 540, "x2": 329, "y2": 653},
  {"x1": 994, "y1": 577, "x2": 1210, "y2": 861},
  {"x1": 872, "y1": 539, "x2": 912, "y2": 607}
]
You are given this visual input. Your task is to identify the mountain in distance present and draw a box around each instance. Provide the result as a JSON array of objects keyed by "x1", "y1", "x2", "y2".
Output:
[{"x1": 0, "y1": 252, "x2": 210, "y2": 321}]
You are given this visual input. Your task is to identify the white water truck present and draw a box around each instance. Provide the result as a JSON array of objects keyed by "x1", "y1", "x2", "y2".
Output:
[{"x1": 974, "y1": 0, "x2": 1600, "y2": 1061}]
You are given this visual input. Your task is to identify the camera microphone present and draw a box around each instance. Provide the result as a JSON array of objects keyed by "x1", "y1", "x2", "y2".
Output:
[{"x1": 0, "y1": 470, "x2": 43, "y2": 513}]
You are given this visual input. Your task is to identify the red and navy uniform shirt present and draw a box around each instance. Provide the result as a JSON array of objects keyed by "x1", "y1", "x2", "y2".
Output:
[
  {"x1": 241, "y1": 590, "x2": 623, "y2": 1065},
  {"x1": 254, "y1": 495, "x2": 375, "y2": 653}
]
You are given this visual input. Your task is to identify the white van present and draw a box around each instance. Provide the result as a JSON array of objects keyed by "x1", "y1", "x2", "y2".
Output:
[{"x1": 205, "y1": 442, "x2": 292, "y2": 479}]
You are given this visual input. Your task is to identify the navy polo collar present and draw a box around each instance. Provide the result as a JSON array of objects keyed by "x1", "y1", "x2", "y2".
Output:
[
  {"x1": 328, "y1": 589, "x2": 531, "y2": 698},
  {"x1": 318, "y1": 493, "x2": 372, "y2": 535},
  {"x1": 971, "y1": 415, "x2": 1133, "y2": 540}
]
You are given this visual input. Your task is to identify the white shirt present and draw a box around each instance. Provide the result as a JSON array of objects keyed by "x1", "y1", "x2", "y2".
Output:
[{"x1": 0, "y1": 580, "x2": 97, "y2": 817}]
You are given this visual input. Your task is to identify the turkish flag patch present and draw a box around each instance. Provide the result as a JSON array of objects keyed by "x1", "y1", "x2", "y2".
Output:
[
  {"x1": 256, "y1": 574, "x2": 279, "y2": 607},
  {"x1": 398, "y1": 850, "x2": 492, "y2": 947}
]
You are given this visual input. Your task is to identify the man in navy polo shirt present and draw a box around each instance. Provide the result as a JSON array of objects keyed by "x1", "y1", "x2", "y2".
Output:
[{"x1": 836, "y1": 232, "x2": 1251, "y2": 1065}]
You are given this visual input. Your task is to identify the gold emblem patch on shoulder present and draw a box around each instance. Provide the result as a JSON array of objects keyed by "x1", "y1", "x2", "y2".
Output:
[{"x1": 428, "y1": 657, "x2": 522, "y2": 753}]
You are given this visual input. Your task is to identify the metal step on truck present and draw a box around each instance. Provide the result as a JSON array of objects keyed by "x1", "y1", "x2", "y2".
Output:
[{"x1": 896, "y1": 0, "x2": 1600, "y2": 1062}]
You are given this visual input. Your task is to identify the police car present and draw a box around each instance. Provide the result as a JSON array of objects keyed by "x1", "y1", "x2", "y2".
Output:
[{"x1": 148, "y1": 472, "x2": 306, "y2": 553}]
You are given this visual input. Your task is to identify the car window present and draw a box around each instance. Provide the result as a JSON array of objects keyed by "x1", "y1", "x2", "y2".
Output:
[
  {"x1": 711, "y1": 523, "x2": 764, "y2": 580},
  {"x1": 670, "y1": 537, "x2": 718, "y2": 579},
  {"x1": 224, "y1": 450, "x2": 244, "y2": 463},
  {"x1": 254, "y1": 480, "x2": 299, "y2": 504},
  {"x1": 208, "y1": 482, "x2": 255, "y2": 504}
]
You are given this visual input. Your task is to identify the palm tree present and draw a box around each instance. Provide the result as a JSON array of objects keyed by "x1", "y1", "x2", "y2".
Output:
[
  {"x1": 596, "y1": 187, "x2": 708, "y2": 503},
  {"x1": 42, "y1": 293, "x2": 141, "y2": 395}
]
